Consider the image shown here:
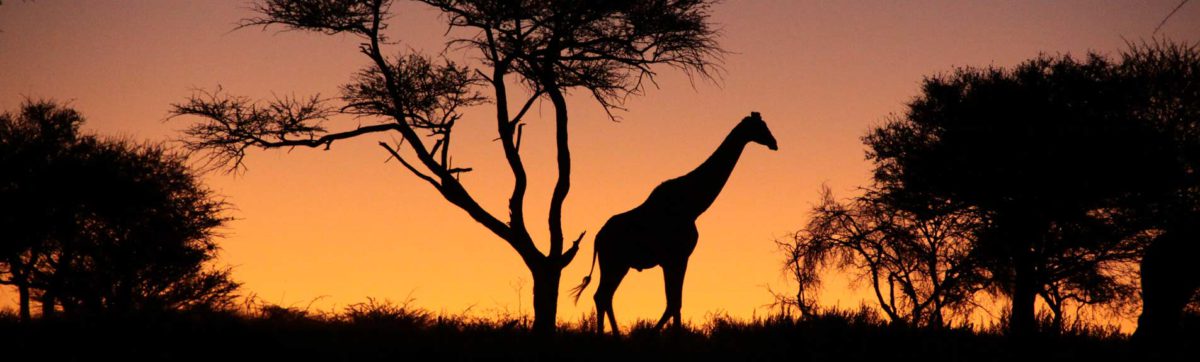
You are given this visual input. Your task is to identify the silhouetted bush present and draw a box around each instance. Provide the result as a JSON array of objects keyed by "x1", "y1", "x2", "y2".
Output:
[
  {"x1": 0, "y1": 100, "x2": 239, "y2": 321},
  {"x1": 780, "y1": 186, "x2": 986, "y2": 327}
]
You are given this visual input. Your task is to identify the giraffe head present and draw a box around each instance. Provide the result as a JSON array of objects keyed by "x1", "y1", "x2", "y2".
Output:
[{"x1": 739, "y1": 111, "x2": 778, "y2": 151}]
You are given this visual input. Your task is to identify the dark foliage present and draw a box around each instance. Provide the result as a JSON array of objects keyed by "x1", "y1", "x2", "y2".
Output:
[
  {"x1": 780, "y1": 186, "x2": 986, "y2": 327},
  {"x1": 1118, "y1": 40, "x2": 1200, "y2": 342},
  {"x1": 860, "y1": 41, "x2": 1200, "y2": 337},
  {"x1": 0, "y1": 100, "x2": 238, "y2": 321},
  {"x1": 418, "y1": 0, "x2": 724, "y2": 115}
]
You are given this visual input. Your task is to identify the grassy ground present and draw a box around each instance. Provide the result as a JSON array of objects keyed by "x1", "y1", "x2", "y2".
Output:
[{"x1": 2, "y1": 302, "x2": 1195, "y2": 361}]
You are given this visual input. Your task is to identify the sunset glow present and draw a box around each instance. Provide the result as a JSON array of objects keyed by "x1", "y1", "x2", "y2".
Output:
[{"x1": 2, "y1": 0, "x2": 1198, "y2": 330}]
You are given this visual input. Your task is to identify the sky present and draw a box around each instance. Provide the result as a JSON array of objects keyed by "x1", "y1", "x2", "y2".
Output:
[{"x1": 1, "y1": 0, "x2": 1198, "y2": 329}]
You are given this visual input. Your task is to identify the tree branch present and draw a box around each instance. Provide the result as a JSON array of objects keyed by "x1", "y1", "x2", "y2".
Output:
[
  {"x1": 545, "y1": 83, "x2": 571, "y2": 259},
  {"x1": 559, "y1": 231, "x2": 586, "y2": 268},
  {"x1": 510, "y1": 89, "x2": 544, "y2": 126},
  {"x1": 358, "y1": 3, "x2": 543, "y2": 264},
  {"x1": 378, "y1": 141, "x2": 439, "y2": 188}
]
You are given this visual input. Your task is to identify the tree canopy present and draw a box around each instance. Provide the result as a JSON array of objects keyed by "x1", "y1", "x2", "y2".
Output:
[
  {"x1": 0, "y1": 100, "x2": 238, "y2": 321},
  {"x1": 785, "y1": 40, "x2": 1200, "y2": 337}
]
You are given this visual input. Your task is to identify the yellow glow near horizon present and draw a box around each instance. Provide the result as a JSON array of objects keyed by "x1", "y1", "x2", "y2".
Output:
[{"x1": 1, "y1": 1, "x2": 1196, "y2": 331}]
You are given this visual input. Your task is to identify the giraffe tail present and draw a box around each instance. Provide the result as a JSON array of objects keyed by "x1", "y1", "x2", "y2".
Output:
[{"x1": 569, "y1": 243, "x2": 599, "y2": 305}]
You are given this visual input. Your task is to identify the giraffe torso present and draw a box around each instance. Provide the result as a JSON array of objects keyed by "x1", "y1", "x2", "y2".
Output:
[{"x1": 596, "y1": 206, "x2": 698, "y2": 271}]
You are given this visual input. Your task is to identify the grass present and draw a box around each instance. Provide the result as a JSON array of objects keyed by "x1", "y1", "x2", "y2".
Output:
[{"x1": 2, "y1": 301, "x2": 1195, "y2": 361}]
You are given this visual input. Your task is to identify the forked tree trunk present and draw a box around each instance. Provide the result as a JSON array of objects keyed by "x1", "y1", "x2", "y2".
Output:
[
  {"x1": 531, "y1": 264, "x2": 562, "y2": 334},
  {"x1": 529, "y1": 62, "x2": 572, "y2": 336}
]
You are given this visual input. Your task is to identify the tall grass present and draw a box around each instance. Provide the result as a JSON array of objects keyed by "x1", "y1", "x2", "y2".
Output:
[{"x1": 1, "y1": 299, "x2": 1191, "y2": 361}]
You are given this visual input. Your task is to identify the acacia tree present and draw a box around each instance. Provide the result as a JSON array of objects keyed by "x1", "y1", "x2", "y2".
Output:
[
  {"x1": 864, "y1": 51, "x2": 1180, "y2": 337},
  {"x1": 781, "y1": 186, "x2": 985, "y2": 327},
  {"x1": 40, "y1": 139, "x2": 239, "y2": 317},
  {"x1": 0, "y1": 100, "x2": 84, "y2": 322},
  {"x1": 171, "y1": 0, "x2": 721, "y2": 333},
  {"x1": 1, "y1": 100, "x2": 239, "y2": 320}
]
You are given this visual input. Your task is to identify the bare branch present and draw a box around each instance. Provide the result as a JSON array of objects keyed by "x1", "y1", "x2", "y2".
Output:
[
  {"x1": 378, "y1": 141, "x2": 440, "y2": 188},
  {"x1": 509, "y1": 90, "x2": 544, "y2": 125},
  {"x1": 240, "y1": 0, "x2": 389, "y2": 36},
  {"x1": 169, "y1": 88, "x2": 345, "y2": 172},
  {"x1": 781, "y1": 186, "x2": 986, "y2": 327},
  {"x1": 559, "y1": 231, "x2": 586, "y2": 268}
]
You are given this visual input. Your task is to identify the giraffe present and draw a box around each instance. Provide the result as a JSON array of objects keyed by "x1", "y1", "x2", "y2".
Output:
[{"x1": 570, "y1": 112, "x2": 778, "y2": 335}]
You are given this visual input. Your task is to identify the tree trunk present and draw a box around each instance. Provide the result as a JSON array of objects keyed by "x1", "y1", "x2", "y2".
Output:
[
  {"x1": 40, "y1": 292, "x2": 55, "y2": 319},
  {"x1": 997, "y1": 212, "x2": 1042, "y2": 339},
  {"x1": 1046, "y1": 295, "x2": 1063, "y2": 333},
  {"x1": 17, "y1": 282, "x2": 31, "y2": 323},
  {"x1": 1134, "y1": 224, "x2": 1200, "y2": 342},
  {"x1": 530, "y1": 62, "x2": 571, "y2": 336},
  {"x1": 929, "y1": 306, "x2": 944, "y2": 329},
  {"x1": 1010, "y1": 247, "x2": 1037, "y2": 338},
  {"x1": 531, "y1": 264, "x2": 561, "y2": 335}
]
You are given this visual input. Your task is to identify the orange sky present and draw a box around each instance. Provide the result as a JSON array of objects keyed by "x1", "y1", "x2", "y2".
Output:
[{"x1": 1, "y1": 1, "x2": 1197, "y2": 329}]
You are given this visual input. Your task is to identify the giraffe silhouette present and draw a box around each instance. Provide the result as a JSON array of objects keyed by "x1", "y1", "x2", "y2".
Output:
[{"x1": 571, "y1": 112, "x2": 778, "y2": 335}]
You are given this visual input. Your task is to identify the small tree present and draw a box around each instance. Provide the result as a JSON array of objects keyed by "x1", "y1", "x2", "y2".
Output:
[
  {"x1": 0, "y1": 100, "x2": 85, "y2": 322},
  {"x1": 170, "y1": 0, "x2": 722, "y2": 333},
  {"x1": 781, "y1": 186, "x2": 984, "y2": 327},
  {"x1": 0, "y1": 100, "x2": 239, "y2": 320},
  {"x1": 43, "y1": 140, "x2": 238, "y2": 316}
]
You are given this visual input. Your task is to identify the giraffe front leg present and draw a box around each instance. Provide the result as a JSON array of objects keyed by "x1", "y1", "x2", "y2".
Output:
[{"x1": 654, "y1": 262, "x2": 687, "y2": 331}]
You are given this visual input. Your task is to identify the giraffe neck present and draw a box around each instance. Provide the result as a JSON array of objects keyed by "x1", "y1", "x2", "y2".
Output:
[{"x1": 675, "y1": 129, "x2": 749, "y2": 218}]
